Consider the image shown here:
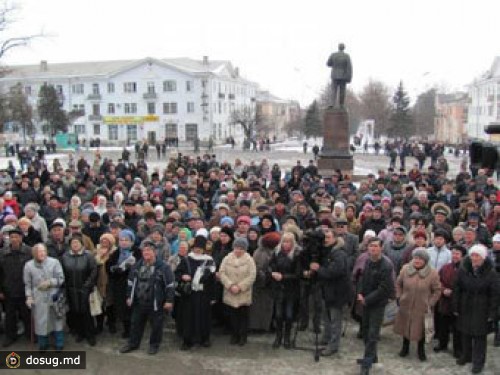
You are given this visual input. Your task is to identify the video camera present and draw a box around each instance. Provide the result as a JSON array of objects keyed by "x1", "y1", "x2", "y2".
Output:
[{"x1": 302, "y1": 228, "x2": 326, "y2": 271}]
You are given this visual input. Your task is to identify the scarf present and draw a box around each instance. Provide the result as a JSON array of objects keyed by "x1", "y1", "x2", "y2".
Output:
[{"x1": 117, "y1": 247, "x2": 132, "y2": 265}]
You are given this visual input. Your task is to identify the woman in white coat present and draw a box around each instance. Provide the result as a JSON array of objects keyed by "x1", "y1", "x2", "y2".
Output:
[{"x1": 24, "y1": 243, "x2": 65, "y2": 351}]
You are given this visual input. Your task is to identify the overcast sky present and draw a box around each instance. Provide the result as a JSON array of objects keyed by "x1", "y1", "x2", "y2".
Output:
[{"x1": 2, "y1": 0, "x2": 499, "y2": 105}]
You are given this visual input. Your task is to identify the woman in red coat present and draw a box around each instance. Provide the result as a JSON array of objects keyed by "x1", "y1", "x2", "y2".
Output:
[{"x1": 434, "y1": 244, "x2": 466, "y2": 358}]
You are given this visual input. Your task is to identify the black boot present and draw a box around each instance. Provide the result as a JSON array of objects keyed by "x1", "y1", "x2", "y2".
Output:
[
  {"x1": 273, "y1": 322, "x2": 283, "y2": 349},
  {"x1": 417, "y1": 339, "x2": 427, "y2": 361},
  {"x1": 122, "y1": 321, "x2": 130, "y2": 339},
  {"x1": 399, "y1": 338, "x2": 410, "y2": 357},
  {"x1": 284, "y1": 322, "x2": 292, "y2": 349},
  {"x1": 95, "y1": 314, "x2": 104, "y2": 334},
  {"x1": 494, "y1": 326, "x2": 500, "y2": 347},
  {"x1": 107, "y1": 307, "x2": 117, "y2": 334}
]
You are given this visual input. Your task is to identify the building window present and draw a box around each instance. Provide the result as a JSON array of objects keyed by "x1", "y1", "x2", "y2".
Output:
[
  {"x1": 163, "y1": 102, "x2": 178, "y2": 114},
  {"x1": 165, "y1": 123, "x2": 178, "y2": 138},
  {"x1": 108, "y1": 125, "x2": 118, "y2": 140},
  {"x1": 56, "y1": 85, "x2": 63, "y2": 95},
  {"x1": 218, "y1": 102, "x2": 221, "y2": 114},
  {"x1": 107, "y1": 82, "x2": 115, "y2": 93},
  {"x1": 123, "y1": 82, "x2": 137, "y2": 93},
  {"x1": 108, "y1": 103, "x2": 115, "y2": 114},
  {"x1": 92, "y1": 83, "x2": 100, "y2": 95},
  {"x1": 72, "y1": 104, "x2": 85, "y2": 114},
  {"x1": 74, "y1": 124, "x2": 86, "y2": 134},
  {"x1": 186, "y1": 80, "x2": 193, "y2": 92},
  {"x1": 92, "y1": 104, "x2": 100, "y2": 116},
  {"x1": 187, "y1": 102, "x2": 195, "y2": 113},
  {"x1": 185, "y1": 123, "x2": 198, "y2": 141},
  {"x1": 147, "y1": 102, "x2": 156, "y2": 115},
  {"x1": 24, "y1": 85, "x2": 32, "y2": 96},
  {"x1": 147, "y1": 82, "x2": 155, "y2": 94},
  {"x1": 124, "y1": 103, "x2": 137, "y2": 114},
  {"x1": 71, "y1": 84, "x2": 84, "y2": 94},
  {"x1": 163, "y1": 80, "x2": 177, "y2": 92},
  {"x1": 127, "y1": 125, "x2": 137, "y2": 141},
  {"x1": 93, "y1": 124, "x2": 100, "y2": 135}
]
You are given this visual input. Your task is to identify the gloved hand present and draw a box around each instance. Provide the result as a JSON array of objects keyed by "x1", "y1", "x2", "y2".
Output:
[
  {"x1": 38, "y1": 280, "x2": 52, "y2": 290},
  {"x1": 26, "y1": 296, "x2": 34, "y2": 308}
]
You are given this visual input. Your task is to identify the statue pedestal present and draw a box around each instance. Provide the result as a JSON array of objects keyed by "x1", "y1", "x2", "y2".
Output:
[{"x1": 318, "y1": 107, "x2": 354, "y2": 177}]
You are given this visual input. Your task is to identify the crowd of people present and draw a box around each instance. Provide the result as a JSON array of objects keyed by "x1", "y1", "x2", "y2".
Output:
[{"x1": 0, "y1": 145, "x2": 498, "y2": 374}]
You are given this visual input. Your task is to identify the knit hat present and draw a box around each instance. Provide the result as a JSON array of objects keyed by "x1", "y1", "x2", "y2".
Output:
[
  {"x1": 363, "y1": 230, "x2": 376, "y2": 239},
  {"x1": 412, "y1": 247, "x2": 430, "y2": 263},
  {"x1": 469, "y1": 244, "x2": 488, "y2": 259},
  {"x1": 119, "y1": 229, "x2": 136, "y2": 243},
  {"x1": 220, "y1": 216, "x2": 235, "y2": 227},
  {"x1": 196, "y1": 228, "x2": 209, "y2": 238},
  {"x1": 220, "y1": 226, "x2": 234, "y2": 240},
  {"x1": 99, "y1": 233, "x2": 116, "y2": 247},
  {"x1": 150, "y1": 224, "x2": 165, "y2": 235},
  {"x1": 261, "y1": 231, "x2": 281, "y2": 249},
  {"x1": 193, "y1": 235, "x2": 207, "y2": 250},
  {"x1": 233, "y1": 237, "x2": 249, "y2": 251},
  {"x1": 493, "y1": 234, "x2": 500, "y2": 243},
  {"x1": 236, "y1": 215, "x2": 251, "y2": 225},
  {"x1": 450, "y1": 244, "x2": 467, "y2": 256}
]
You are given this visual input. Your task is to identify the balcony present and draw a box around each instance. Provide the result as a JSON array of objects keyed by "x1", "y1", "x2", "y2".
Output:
[
  {"x1": 87, "y1": 93, "x2": 102, "y2": 100},
  {"x1": 88, "y1": 114, "x2": 102, "y2": 121},
  {"x1": 143, "y1": 92, "x2": 157, "y2": 100},
  {"x1": 228, "y1": 93, "x2": 235, "y2": 100}
]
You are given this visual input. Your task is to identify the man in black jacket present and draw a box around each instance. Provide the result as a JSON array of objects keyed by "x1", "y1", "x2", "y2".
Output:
[
  {"x1": 311, "y1": 229, "x2": 351, "y2": 356},
  {"x1": 120, "y1": 240, "x2": 174, "y2": 355},
  {"x1": 356, "y1": 237, "x2": 395, "y2": 375},
  {"x1": 0, "y1": 228, "x2": 32, "y2": 347}
]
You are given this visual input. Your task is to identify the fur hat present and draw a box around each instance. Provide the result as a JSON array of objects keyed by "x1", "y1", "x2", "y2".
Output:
[
  {"x1": 99, "y1": 233, "x2": 116, "y2": 247},
  {"x1": 469, "y1": 244, "x2": 488, "y2": 259},
  {"x1": 261, "y1": 231, "x2": 281, "y2": 249},
  {"x1": 412, "y1": 247, "x2": 430, "y2": 263}
]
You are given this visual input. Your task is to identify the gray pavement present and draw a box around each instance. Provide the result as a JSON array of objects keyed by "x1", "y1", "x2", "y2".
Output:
[{"x1": 9, "y1": 318, "x2": 499, "y2": 375}]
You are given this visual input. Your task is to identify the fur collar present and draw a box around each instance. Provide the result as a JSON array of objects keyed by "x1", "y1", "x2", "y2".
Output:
[{"x1": 405, "y1": 262, "x2": 432, "y2": 278}]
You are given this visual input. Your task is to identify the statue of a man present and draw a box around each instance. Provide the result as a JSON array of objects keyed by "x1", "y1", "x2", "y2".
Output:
[{"x1": 327, "y1": 43, "x2": 352, "y2": 108}]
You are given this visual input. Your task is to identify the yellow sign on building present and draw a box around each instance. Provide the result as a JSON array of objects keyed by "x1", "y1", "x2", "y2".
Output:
[{"x1": 103, "y1": 116, "x2": 159, "y2": 124}]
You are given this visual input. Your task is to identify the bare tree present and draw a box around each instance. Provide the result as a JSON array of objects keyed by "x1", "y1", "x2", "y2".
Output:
[
  {"x1": 319, "y1": 83, "x2": 362, "y2": 135},
  {"x1": 7, "y1": 82, "x2": 33, "y2": 143},
  {"x1": 0, "y1": 2, "x2": 44, "y2": 74},
  {"x1": 230, "y1": 105, "x2": 258, "y2": 140},
  {"x1": 359, "y1": 80, "x2": 392, "y2": 138}
]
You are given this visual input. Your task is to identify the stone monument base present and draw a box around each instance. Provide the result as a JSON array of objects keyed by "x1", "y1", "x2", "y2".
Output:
[
  {"x1": 317, "y1": 154, "x2": 354, "y2": 177},
  {"x1": 318, "y1": 107, "x2": 354, "y2": 177}
]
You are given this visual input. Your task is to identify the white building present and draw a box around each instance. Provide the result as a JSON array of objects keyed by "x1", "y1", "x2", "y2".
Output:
[
  {"x1": 0, "y1": 57, "x2": 258, "y2": 144},
  {"x1": 467, "y1": 57, "x2": 500, "y2": 140}
]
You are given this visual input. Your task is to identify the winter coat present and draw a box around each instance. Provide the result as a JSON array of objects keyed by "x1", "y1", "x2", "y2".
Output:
[
  {"x1": 316, "y1": 238, "x2": 351, "y2": 308},
  {"x1": 437, "y1": 261, "x2": 460, "y2": 315},
  {"x1": 269, "y1": 245, "x2": 302, "y2": 302},
  {"x1": 427, "y1": 245, "x2": 452, "y2": 271},
  {"x1": 23, "y1": 257, "x2": 65, "y2": 335},
  {"x1": 453, "y1": 257, "x2": 499, "y2": 336},
  {"x1": 359, "y1": 255, "x2": 395, "y2": 309},
  {"x1": 394, "y1": 262, "x2": 441, "y2": 341},
  {"x1": 0, "y1": 245, "x2": 32, "y2": 298},
  {"x1": 127, "y1": 258, "x2": 175, "y2": 310},
  {"x1": 46, "y1": 237, "x2": 70, "y2": 261},
  {"x1": 30, "y1": 214, "x2": 48, "y2": 242},
  {"x1": 249, "y1": 241, "x2": 275, "y2": 331},
  {"x1": 21, "y1": 226, "x2": 43, "y2": 247},
  {"x1": 383, "y1": 240, "x2": 412, "y2": 275},
  {"x1": 339, "y1": 233, "x2": 359, "y2": 271},
  {"x1": 61, "y1": 249, "x2": 97, "y2": 313},
  {"x1": 219, "y1": 252, "x2": 256, "y2": 308}
]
